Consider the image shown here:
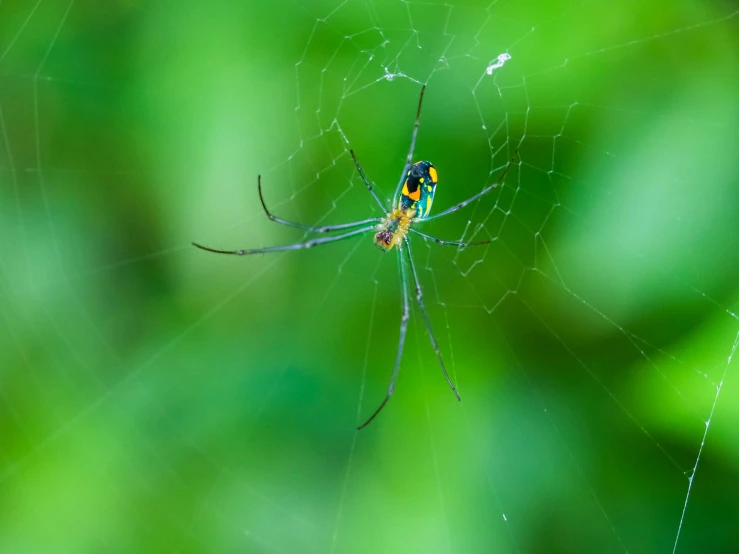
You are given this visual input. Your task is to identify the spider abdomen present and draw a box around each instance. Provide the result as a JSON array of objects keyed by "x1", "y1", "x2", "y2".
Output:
[{"x1": 399, "y1": 160, "x2": 437, "y2": 219}]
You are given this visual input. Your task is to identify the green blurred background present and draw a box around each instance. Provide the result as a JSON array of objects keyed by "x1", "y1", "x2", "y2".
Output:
[{"x1": 1, "y1": 0, "x2": 738, "y2": 552}]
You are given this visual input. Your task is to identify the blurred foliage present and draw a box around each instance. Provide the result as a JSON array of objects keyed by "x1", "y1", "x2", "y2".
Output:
[{"x1": 0, "y1": 0, "x2": 738, "y2": 552}]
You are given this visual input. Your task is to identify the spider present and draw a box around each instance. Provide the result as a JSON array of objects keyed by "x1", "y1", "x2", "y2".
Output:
[{"x1": 193, "y1": 85, "x2": 514, "y2": 429}]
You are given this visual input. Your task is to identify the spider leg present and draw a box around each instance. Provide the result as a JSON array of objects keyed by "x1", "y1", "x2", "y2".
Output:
[
  {"x1": 357, "y1": 242, "x2": 410, "y2": 430},
  {"x1": 392, "y1": 85, "x2": 426, "y2": 207},
  {"x1": 349, "y1": 150, "x2": 389, "y2": 213},
  {"x1": 409, "y1": 228, "x2": 491, "y2": 248},
  {"x1": 404, "y1": 237, "x2": 461, "y2": 402},
  {"x1": 419, "y1": 150, "x2": 517, "y2": 222},
  {"x1": 258, "y1": 175, "x2": 381, "y2": 232},
  {"x1": 193, "y1": 225, "x2": 374, "y2": 256}
]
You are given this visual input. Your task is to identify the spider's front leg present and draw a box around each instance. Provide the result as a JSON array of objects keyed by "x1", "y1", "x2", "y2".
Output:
[
  {"x1": 357, "y1": 241, "x2": 411, "y2": 429},
  {"x1": 404, "y1": 237, "x2": 460, "y2": 401}
]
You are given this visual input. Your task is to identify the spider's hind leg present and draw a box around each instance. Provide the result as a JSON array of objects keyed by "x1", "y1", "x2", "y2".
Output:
[{"x1": 392, "y1": 85, "x2": 427, "y2": 206}]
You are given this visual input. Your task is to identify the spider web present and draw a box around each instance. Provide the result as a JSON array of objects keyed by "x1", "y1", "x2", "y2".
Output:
[{"x1": 0, "y1": 0, "x2": 738, "y2": 552}]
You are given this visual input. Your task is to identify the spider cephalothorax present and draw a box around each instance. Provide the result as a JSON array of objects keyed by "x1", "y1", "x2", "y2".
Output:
[
  {"x1": 372, "y1": 159, "x2": 438, "y2": 252},
  {"x1": 193, "y1": 84, "x2": 515, "y2": 429},
  {"x1": 374, "y1": 207, "x2": 416, "y2": 251}
]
